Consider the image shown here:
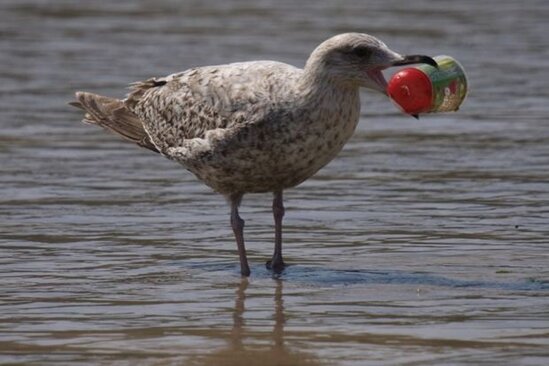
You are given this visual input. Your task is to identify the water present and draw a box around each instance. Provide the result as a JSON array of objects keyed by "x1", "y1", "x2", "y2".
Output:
[{"x1": 1, "y1": 0, "x2": 549, "y2": 365}]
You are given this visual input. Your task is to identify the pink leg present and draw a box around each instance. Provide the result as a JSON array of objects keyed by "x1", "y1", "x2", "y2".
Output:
[
  {"x1": 267, "y1": 190, "x2": 286, "y2": 273},
  {"x1": 230, "y1": 194, "x2": 250, "y2": 276}
]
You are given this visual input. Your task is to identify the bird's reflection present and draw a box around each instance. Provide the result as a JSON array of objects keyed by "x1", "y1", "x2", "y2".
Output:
[
  {"x1": 230, "y1": 276, "x2": 248, "y2": 351},
  {"x1": 192, "y1": 278, "x2": 321, "y2": 366},
  {"x1": 272, "y1": 278, "x2": 285, "y2": 349}
]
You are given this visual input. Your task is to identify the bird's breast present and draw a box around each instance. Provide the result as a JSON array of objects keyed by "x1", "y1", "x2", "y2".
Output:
[
  {"x1": 277, "y1": 91, "x2": 361, "y2": 183},
  {"x1": 176, "y1": 85, "x2": 361, "y2": 195}
]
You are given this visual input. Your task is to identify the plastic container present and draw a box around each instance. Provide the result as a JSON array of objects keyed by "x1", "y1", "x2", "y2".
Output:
[{"x1": 387, "y1": 55, "x2": 468, "y2": 116}]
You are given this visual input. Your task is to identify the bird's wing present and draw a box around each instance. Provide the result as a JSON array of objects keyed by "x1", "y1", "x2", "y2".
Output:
[{"x1": 125, "y1": 61, "x2": 300, "y2": 153}]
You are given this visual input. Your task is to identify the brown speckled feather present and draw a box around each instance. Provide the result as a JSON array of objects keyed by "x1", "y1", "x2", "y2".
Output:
[
  {"x1": 72, "y1": 33, "x2": 411, "y2": 195},
  {"x1": 70, "y1": 33, "x2": 434, "y2": 276},
  {"x1": 122, "y1": 59, "x2": 361, "y2": 194},
  {"x1": 125, "y1": 62, "x2": 299, "y2": 146},
  {"x1": 72, "y1": 92, "x2": 159, "y2": 152}
]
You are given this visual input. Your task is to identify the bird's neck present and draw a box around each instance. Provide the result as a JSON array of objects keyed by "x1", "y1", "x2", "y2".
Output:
[
  {"x1": 298, "y1": 60, "x2": 360, "y2": 112},
  {"x1": 300, "y1": 56, "x2": 357, "y2": 94}
]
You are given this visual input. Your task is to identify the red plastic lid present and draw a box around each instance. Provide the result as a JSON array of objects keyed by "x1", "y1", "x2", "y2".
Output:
[{"x1": 387, "y1": 68, "x2": 433, "y2": 114}]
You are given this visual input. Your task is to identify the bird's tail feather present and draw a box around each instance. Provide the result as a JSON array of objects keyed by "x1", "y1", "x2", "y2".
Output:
[{"x1": 70, "y1": 92, "x2": 159, "y2": 153}]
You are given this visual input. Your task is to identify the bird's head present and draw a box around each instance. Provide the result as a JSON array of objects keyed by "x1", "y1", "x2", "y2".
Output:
[{"x1": 305, "y1": 33, "x2": 437, "y2": 93}]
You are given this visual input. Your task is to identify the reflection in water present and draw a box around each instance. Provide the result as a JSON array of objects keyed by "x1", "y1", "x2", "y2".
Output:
[{"x1": 191, "y1": 279, "x2": 321, "y2": 366}]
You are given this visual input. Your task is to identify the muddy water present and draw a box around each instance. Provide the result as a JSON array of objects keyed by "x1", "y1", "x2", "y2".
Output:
[{"x1": 1, "y1": 0, "x2": 549, "y2": 365}]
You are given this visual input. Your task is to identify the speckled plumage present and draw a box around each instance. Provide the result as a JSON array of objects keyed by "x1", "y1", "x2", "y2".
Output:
[
  {"x1": 71, "y1": 33, "x2": 436, "y2": 276},
  {"x1": 126, "y1": 60, "x2": 360, "y2": 194}
]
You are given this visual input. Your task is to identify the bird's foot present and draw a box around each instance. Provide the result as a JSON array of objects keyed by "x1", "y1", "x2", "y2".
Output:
[
  {"x1": 240, "y1": 267, "x2": 251, "y2": 277},
  {"x1": 266, "y1": 257, "x2": 286, "y2": 274}
]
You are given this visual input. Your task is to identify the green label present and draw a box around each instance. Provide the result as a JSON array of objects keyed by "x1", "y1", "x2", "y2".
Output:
[{"x1": 418, "y1": 56, "x2": 468, "y2": 113}]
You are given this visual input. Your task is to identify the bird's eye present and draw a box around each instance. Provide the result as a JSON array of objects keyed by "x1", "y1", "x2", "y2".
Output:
[{"x1": 352, "y1": 46, "x2": 372, "y2": 58}]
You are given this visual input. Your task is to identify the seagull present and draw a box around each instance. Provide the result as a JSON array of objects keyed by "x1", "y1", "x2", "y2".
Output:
[{"x1": 71, "y1": 33, "x2": 436, "y2": 276}]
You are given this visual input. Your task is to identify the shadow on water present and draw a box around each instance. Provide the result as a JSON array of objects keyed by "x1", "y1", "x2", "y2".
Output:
[
  {"x1": 187, "y1": 279, "x2": 322, "y2": 366},
  {"x1": 183, "y1": 260, "x2": 549, "y2": 292}
]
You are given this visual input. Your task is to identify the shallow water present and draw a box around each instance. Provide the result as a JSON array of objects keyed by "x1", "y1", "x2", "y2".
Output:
[{"x1": 1, "y1": 0, "x2": 549, "y2": 365}]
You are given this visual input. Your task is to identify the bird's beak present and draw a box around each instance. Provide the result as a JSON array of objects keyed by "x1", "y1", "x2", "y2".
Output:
[
  {"x1": 391, "y1": 54, "x2": 438, "y2": 68},
  {"x1": 366, "y1": 54, "x2": 437, "y2": 95}
]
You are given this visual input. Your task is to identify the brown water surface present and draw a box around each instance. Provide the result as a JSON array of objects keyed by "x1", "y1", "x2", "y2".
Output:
[{"x1": 1, "y1": 1, "x2": 549, "y2": 365}]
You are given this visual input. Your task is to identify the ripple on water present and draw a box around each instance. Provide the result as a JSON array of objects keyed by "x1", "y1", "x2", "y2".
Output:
[{"x1": 1, "y1": 0, "x2": 549, "y2": 365}]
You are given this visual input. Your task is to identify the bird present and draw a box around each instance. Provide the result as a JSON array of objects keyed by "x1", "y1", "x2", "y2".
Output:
[{"x1": 70, "y1": 33, "x2": 436, "y2": 277}]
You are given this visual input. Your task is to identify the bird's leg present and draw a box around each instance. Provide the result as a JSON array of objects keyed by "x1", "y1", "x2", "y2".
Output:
[
  {"x1": 230, "y1": 193, "x2": 250, "y2": 276},
  {"x1": 267, "y1": 190, "x2": 286, "y2": 273}
]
